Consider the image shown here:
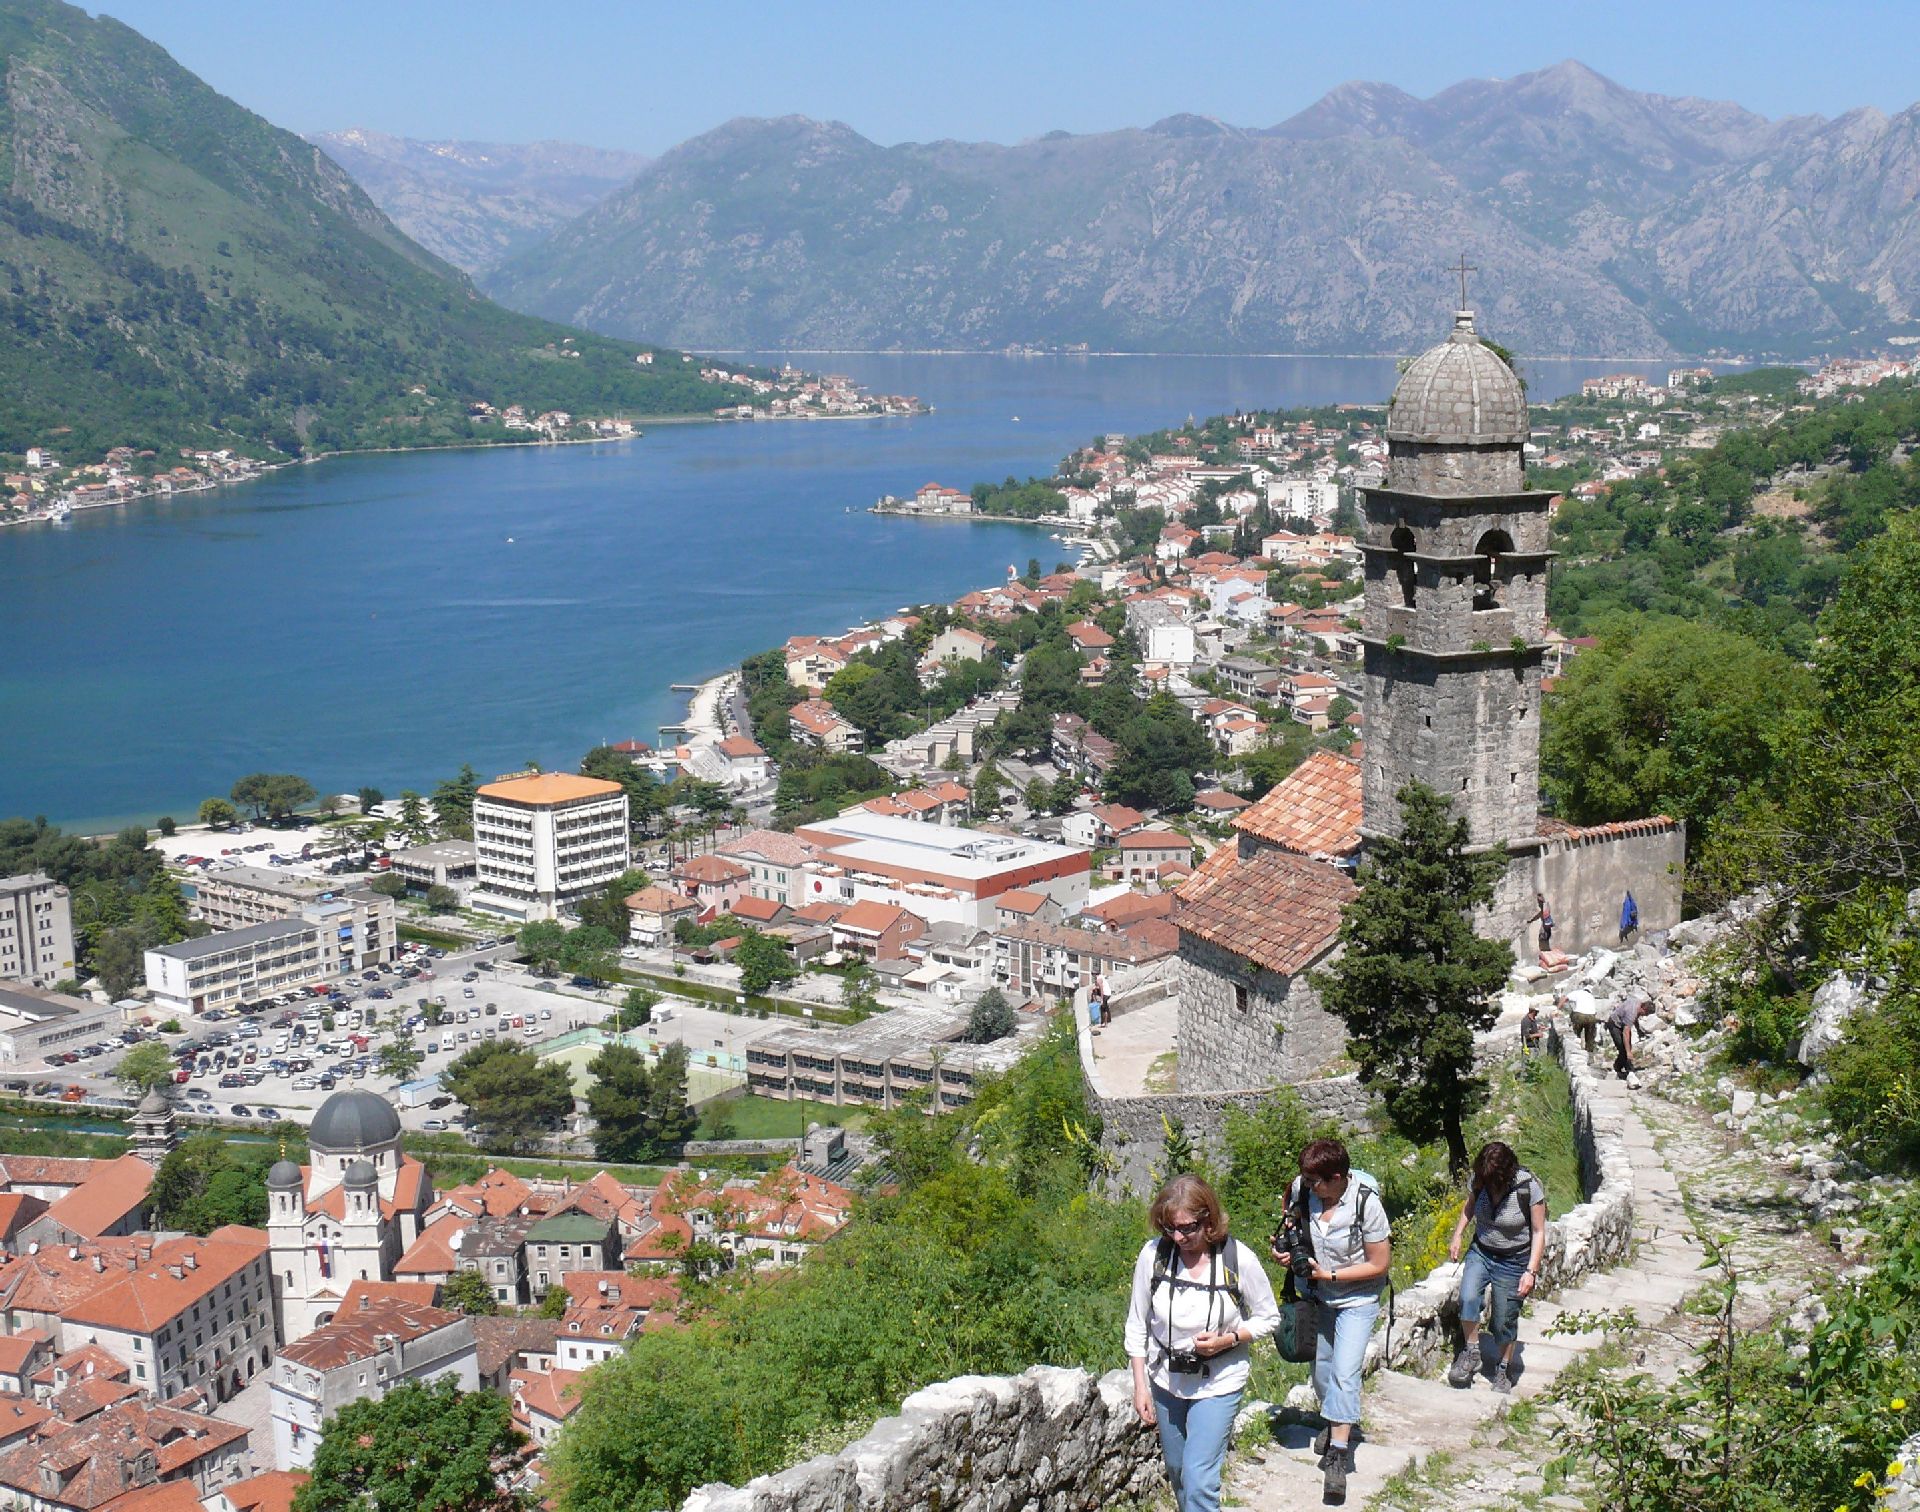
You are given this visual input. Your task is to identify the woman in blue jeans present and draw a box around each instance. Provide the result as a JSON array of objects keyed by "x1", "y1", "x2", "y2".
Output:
[
  {"x1": 1274, "y1": 1138, "x2": 1393, "y2": 1505},
  {"x1": 1447, "y1": 1141, "x2": 1548, "y2": 1393},
  {"x1": 1126, "y1": 1174, "x2": 1279, "y2": 1512}
]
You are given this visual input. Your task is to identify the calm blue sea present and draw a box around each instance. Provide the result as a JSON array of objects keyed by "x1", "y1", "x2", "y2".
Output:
[{"x1": 0, "y1": 352, "x2": 1679, "y2": 831}]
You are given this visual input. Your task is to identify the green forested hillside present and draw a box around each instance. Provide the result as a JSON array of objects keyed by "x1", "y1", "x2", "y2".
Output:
[{"x1": 0, "y1": 0, "x2": 740, "y2": 459}]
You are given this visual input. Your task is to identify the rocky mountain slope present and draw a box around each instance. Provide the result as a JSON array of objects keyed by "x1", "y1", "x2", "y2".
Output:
[
  {"x1": 305, "y1": 129, "x2": 647, "y2": 274},
  {"x1": 483, "y1": 61, "x2": 1920, "y2": 359},
  {"x1": 0, "y1": 0, "x2": 730, "y2": 459}
]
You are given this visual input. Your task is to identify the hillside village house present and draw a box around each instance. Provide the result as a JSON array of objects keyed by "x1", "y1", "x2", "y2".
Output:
[
  {"x1": 787, "y1": 697, "x2": 862, "y2": 752},
  {"x1": 717, "y1": 829, "x2": 826, "y2": 907},
  {"x1": 1108, "y1": 830, "x2": 1194, "y2": 884}
]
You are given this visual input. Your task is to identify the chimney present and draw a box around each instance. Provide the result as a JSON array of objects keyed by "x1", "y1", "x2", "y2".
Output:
[
  {"x1": 91, "y1": 1256, "x2": 103, "y2": 1273},
  {"x1": 358, "y1": 1293, "x2": 370, "y2": 1312},
  {"x1": 183, "y1": 1254, "x2": 196, "y2": 1271},
  {"x1": 167, "y1": 1265, "x2": 184, "y2": 1280}
]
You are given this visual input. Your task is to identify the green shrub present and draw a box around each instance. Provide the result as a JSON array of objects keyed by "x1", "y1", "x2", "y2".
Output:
[{"x1": 1823, "y1": 984, "x2": 1920, "y2": 1170}]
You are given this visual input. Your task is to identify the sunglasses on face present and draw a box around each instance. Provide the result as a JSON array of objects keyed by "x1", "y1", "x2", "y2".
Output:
[{"x1": 1167, "y1": 1219, "x2": 1205, "y2": 1236}]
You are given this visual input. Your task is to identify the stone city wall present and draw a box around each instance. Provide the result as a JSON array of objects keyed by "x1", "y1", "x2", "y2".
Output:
[{"x1": 679, "y1": 1365, "x2": 1164, "y2": 1512}]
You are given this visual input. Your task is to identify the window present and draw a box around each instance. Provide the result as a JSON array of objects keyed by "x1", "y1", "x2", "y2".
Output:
[
  {"x1": 1389, "y1": 526, "x2": 1417, "y2": 608},
  {"x1": 1472, "y1": 530, "x2": 1515, "y2": 611},
  {"x1": 1234, "y1": 985, "x2": 1250, "y2": 1013}
]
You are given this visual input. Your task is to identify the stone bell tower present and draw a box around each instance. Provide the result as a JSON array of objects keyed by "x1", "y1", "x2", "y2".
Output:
[{"x1": 1358, "y1": 307, "x2": 1550, "y2": 946}]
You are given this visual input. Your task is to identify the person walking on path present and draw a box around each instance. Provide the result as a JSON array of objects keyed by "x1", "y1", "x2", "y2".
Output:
[
  {"x1": 1446, "y1": 1141, "x2": 1548, "y2": 1393},
  {"x1": 1531, "y1": 892, "x2": 1553, "y2": 954},
  {"x1": 1519, "y1": 1001, "x2": 1546, "y2": 1055},
  {"x1": 1273, "y1": 1138, "x2": 1393, "y2": 1505},
  {"x1": 1126, "y1": 1174, "x2": 1279, "y2": 1512},
  {"x1": 1608, "y1": 992, "x2": 1648, "y2": 1080}
]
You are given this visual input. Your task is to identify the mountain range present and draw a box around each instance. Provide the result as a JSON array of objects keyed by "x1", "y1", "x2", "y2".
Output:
[
  {"x1": 448, "y1": 62, "x2": 1920, "y2": 359},
  {"x1": 0, "y1": 0, "x2": 731, "y2": 460},
  {"x1": 304, "y1": 129, "x2": 648, "y2": 275}
]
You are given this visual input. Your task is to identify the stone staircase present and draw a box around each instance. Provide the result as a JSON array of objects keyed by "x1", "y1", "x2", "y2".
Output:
[{"x1": 1227, "y1": 1077, "x2": 1707, "y2": 1507}]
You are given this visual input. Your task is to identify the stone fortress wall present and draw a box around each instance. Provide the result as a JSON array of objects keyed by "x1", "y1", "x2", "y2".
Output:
[{"x1": 677, "y1": 1026, "x2": 1638, "y2": 1512}]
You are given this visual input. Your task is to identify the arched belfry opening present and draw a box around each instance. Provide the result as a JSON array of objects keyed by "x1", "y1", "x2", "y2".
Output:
[
  {"x1": 1390, "y1": 525, "x2": 1417, "y2": 608},
  {"x1": 1472, "y1": 528, "x2": 1514, "y2": 611}
]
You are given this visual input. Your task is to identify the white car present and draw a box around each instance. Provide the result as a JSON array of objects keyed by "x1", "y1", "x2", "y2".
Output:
[
  {"x1": 291, "y1": 1077, "x2": 316, "y2": 1091},
  {"x1": 522, "y1": 1024, "x2": 539, "y2": 1037}
]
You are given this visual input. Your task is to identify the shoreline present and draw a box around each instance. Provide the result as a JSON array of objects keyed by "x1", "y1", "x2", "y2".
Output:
[{"x1": 711, "y1": 346, "x2": 1756, "y2": 364}]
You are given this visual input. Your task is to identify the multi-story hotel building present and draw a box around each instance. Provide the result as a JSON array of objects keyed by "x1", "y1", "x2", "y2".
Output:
[
  {"x1": 0, "y1": 873, "x2": 75, "y2": 989},
  {"x1": 191, "y1": 865, "x2": 396, "y2": 972},
  {"x1": 471, "y1": 773, "x2": 630, "y2": 921},
  {"x1": 143, "y1": 918, "x2": 327, "y2": 1015}
]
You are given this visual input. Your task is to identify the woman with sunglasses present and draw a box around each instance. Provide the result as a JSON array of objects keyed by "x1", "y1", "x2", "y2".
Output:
[
  {"x1": 1125, "y1": 1173, "x2": 1279, "y2": 1512},
  {"x1": 1273, "y1": 1138, "x2": 1392, "y2": 1504}
]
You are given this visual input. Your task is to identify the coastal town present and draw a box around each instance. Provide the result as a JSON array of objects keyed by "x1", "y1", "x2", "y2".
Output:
[{"x1": 1, "y1": 331, "x2": 1916, "y2": 1509}]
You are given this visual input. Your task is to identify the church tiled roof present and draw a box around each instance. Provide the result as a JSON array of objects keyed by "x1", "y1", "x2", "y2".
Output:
[
  {"x1": 1233, "y1": 751, "x2": 1363, "y2": 858},
  {"x1": 1174, "y1": 841, "x2": 1355, "y2": 976}
]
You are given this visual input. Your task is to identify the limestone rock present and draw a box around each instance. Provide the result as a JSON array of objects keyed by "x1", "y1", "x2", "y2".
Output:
[{"x1": 1797, "y1": 972, "x2": 1870, "y2": 1066}]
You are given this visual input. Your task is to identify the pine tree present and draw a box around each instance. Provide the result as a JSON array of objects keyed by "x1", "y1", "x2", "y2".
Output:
[{"x1": 1312, "y1": 781, "x2": 1511, "y2": 1174}]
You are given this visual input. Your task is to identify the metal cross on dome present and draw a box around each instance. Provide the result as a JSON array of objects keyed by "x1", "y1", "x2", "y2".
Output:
[{"x1": 1450, "y1": 254, "x2": 1477, "y2": 311}]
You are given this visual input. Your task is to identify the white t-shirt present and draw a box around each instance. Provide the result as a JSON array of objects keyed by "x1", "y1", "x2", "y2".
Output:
[{"x1": 1124, "y1": 1235, "x2": 1280, "y2": 1399}]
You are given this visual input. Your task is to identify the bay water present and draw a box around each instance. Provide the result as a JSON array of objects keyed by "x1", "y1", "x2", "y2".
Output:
[{"x1": 0, "y1": 352, "x2": 1676, "y2": 830}]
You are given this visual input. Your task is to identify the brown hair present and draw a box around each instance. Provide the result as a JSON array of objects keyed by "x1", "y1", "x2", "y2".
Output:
[
  {"x1": 1299, "y1": 1138, "x2": 1351, "y2": 1182},
  {"x1": 1149, "y1": 1174, "x2": 1228, "y2": 1245},
  {"x1": 1472, "y1": 1141, "x2": 1519, "y2": 1204}
]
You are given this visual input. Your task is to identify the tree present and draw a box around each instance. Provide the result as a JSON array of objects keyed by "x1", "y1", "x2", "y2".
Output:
[
  {"x1": 1542, "y1": 615, "x2": 1813, "y2": 867},
  {"x1": 972, "y1": 760, "x2": 1006, "y2": 816},
  {"x1": 197, "y1": 797, "x2": 237, "y2": 828},
  {"x1": 116, "y1": 1042, "x2": 176, "y2": 1095},
  {"x1": 424, "y1": 885, "x2": 458, "y2": 913},
  {"x1": 156, "y1": 816, "x2": 176, "y2": 838},
  {"x1": 538, "y1": 1284, "x2": 571, "y2": 1319},
  {"x1": 575, "y1": 868, "x2": 649, "y2": 939},
  {"x1": 646, "y1": 1042, "x2": 698, "y2": 1147},
  {"x1": 1313, "y1": 783, "x2": 1510, "y2": 1174},
  {"x1": 368, "y1": 873, "x2": 407, "y2": 898},
  {"x1": 440, "y1": 1269, "x2": 499, "y2": 1316},
  {"x1": 586, "y1": 1043, "x2": 656, "y2": 1162},
  {"x1": 430, "y1": 765, "x2": 482, "y2": 839},
  {"x1": 230, "y1": 772, "x2": 316, "y2": 822},
  {"x1": 357, "y1": 786, "x2": 385, "y2": 815},
  {"x1": 517, "y1": 920, "x2": 567, "y2": 975},
  {"x1": 150, "y1": 1132, "x2": 304, "y2": 1233},
  {"x1": 394, "y1": 791, "x2": 432, "y2": 843},
  {"x1": 92, "y1": 926, "x2": 143, "y2": 999},
  {"x1": 581, "y1": 747, "x2": 662, "y2": 832},
  {"x1": 295, "y1": 1378, "x2": 523, "y2": 1512},
  {"x1": 442, "y1": 1042, "x2": 576, "y2": 1149},
  {"x1": 840, "y1": 964, "x2": 880, "y2": 1017},
  {"x1": 376, "y1": 1042, "x2": 424, "y2": 1083},
  {"x1": 734, "y1": 932, "x2": 795, "y2": 994},
  {"x1": 963, "y1": 987, "x2": 1016, "y2": 1044},
  {"x1": 1105, "y1": 695, "x2": 1214, "y2": 811},
  {"x1": 611, "y1": 987, "x2": 659, "y2": 1032},
  {"x1": 558, "y1": 924, "x2": 622, "y2": 984}
]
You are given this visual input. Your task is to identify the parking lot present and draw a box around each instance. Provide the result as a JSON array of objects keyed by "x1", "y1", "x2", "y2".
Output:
[{"x1": 16, "y1": 934, "x2": 812, "y2": 1141}]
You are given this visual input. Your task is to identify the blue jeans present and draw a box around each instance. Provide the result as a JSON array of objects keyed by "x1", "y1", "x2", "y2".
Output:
[
  {"x1": 1459, "y1": 1245, "x2": 1527, "y2": 1351},
  {"x1": 1312, "y1": 1296, "x2": 1379, "y2": 1426},
  {"x1": 1152, "y1": 1387, "x2": 1241, "y2": 1512}
]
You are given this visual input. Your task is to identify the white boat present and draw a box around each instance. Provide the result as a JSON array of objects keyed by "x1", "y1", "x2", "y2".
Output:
[{"x1": 46, "y1": 501, "x2": 71, "y2": 524}]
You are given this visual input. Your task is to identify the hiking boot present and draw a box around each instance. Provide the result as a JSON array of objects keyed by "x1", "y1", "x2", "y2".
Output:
[
  {"x1": 1322, "y1": 1445, "x2": 1349, "y2": 1504},
  {"x1": 1447, "y1": 1347, "x2": 1478, "y2": 1388},
  {"x1": 1313, "y1": 1426, "x2": 1362, "y2": 1463},
  {"x1": 1492, "y1": 1363, "x2": 1513, "y2": 1394}
]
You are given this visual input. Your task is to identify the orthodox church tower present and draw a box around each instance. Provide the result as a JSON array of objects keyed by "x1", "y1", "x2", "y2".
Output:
[{"x1": 1358, "y1": 306, "x2": 1550, "y2": 944}]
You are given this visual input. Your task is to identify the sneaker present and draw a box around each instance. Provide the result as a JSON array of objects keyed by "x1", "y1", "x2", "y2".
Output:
[
  {"x1": 1492, "y1": 1363, "x2": 1513, "y2": 1394},
  {"x1": 1447, "y1": 1347, "x2": 1477, "y2": 1388},
  {"x1": 1322, "y1": 1445, "x2": 1349, "y2": 1504}
]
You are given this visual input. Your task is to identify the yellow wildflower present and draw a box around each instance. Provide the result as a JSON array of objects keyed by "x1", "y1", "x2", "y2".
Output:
[
  {"x1": 1893, "y1": 1399, "x2": 1908, "y2": 1411},
  {"x1": 1889, "y1": 1463, "x2": 1905, "y2": 1479}
]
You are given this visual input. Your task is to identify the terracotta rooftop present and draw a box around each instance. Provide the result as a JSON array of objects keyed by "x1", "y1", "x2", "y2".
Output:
[
  {"x1": 475, "y1": 772, "x2": 622, "y2": 806},
  {"x1": 994, "y1": 889, "x2": 1051, "y2": 915},
  {"x1": 1232, "y1": 751, "x2": 1363, "y2": 857},
  {"x1": 674, "y1": 855, "x2": 749, "y2": 885},
  {"x1": 719, "y1": 829, "x2": 822, "y2": 867},
  {"x1": 99, "y1": 1481, "x2": 203, "y2": 1512},
  {"x1": 216, "y1": 1470, "x2": 310, "y2": 1512},
  {"x1": 0, "y1": 1156, "x2": 98, "y2": 1191},
  {"x1": 1175, "y1": 841, "x2": 1356, "y2": 976},
  {"x1": 625, "y1": 885, "x2": 696, "y2": 915},
  {"x1": 0, "y1": 1330, "x2": 51, "y2": 1377},
  {"x1": 1192, "y1": 789, "x2": 1251, "y2": 813},
  {"x1": 0, "y1": 1391, "x2": 51, "y2": 1447},
  {"x1": 834, "y1": 900, "x2": 922, "y2": 937},
  {"x1": 510, "y1": 1367, "x2": 586, "y2": 1425},
  {"x1": 994, "y1": 919, "x2": 1174, "y2": 965},
  {"x1": 58, "y1": 1235, "x2": 264, "y2": 1336},
  {"x1": 717, "y1": 735, "x2": 765, "y2": 759},
  {"x1": 1119, "y1": 829, "x2": 1190, "y2": 851},
  {"x1": 468, "y1": 1315, "x2": 563, "y2": 1381},
  {"x1": 43, "y1": 1155, "x2": 154, "y2": 1241},
  {"x1": 1082, "y1": 891, "x2": 1177, "y2": 929},
  {"x1": 0, "y1": 1193, "x2": 47, "y2": 1238},
  {"x1": 1537, "y1": 815, "x2": 1680, "y2": 841},
  {"x1": 729, "y1": 895, "x2": 787, "y2": 923},
  {"x1": 279, "y1": 1297, "x2": 465, "y2": 1371},
  {"x1": 0, "y1": 1398, "x2": 248, "y2": 1512}
]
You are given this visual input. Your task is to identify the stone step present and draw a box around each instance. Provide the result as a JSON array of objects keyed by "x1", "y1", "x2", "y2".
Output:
[
  {"x1": 1237, "y1": 1426, "x2": 1421, "y2": 1505},
  {"x1": 1366, "y1": 1367, "x2": 1506, "y2": 1443}
]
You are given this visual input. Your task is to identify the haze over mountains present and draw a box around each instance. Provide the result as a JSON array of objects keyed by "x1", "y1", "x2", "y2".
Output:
[{"x1": 410, "y1": 61, "x2": 1920, "y2": 360}]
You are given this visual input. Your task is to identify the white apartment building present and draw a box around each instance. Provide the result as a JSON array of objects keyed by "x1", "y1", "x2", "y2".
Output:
[
  {"x1": 272, "y1": 1295, "x2": 476, "y2": 1469},
  {"x1": 0, "y1": 873, "x2": 75, "y2": 989},
  {"x1": 1278, "y1": 478, "x2": 1340, "y2": 519},
  {"x1": 192, "y1": 866, "x2": 396, "y2": 971},
  {"x1": 144, "y1": 917, "x2": 327, "y2": 1015},
  {"x1": 470, "y1": 773, "x2": 630, "y2": 921}
]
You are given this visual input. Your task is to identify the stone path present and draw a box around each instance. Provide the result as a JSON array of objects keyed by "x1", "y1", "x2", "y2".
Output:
[{"x1": 1224, "y1": 1071, "x2": 1713, "y2": 1508}]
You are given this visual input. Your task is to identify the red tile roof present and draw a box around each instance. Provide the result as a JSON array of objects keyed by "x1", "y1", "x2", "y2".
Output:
[
  {"x1": 626, "y1": 885, "x2": 697, "y2": 915},
  {"x1": 1175, "y1": 841, "x2": 1355, "y2": 976},
  {"x1": 0, "y1": 1156, "x2": 98, "y2": 1190},
  {"x1": 0, "y1": 1331, "x2": 51, "y2": 1376},
  {"x1": 730, "y1": 896, "x2": 787, "y2": 923},
  {"x1": 511, "y1": 1367, "x2": 586, "y2": 1426},
  {"x1": 58, "y1": 1235, "x2": 263, "y2": 1336},
  {"x1": 1232, "y1": 751, "x2": 1363, "y2": 858},
  {"x1": 675, "y1": 855, "x2": 749, "y2": 885},
  {"x1": 1192, "y1": 789, "x2": 1251, "y2": 813},
  {"x1": 1083, "y1": 891, "x2": 1177, "y2": 929},
  {"x1": 834, "y1": 900, "x2": 921, "y2": 938},
  {"x1": 0, "y1": 1399, "x2": 248, "y2": 1511},
  {"x1": 994, "y1": 889, "x2": 1051, "y2": 915},
  {"x1": 1119, "y1": 829, "x2": 1190, "y2": 852},
  {"x1": 217, "y1": 1470, "x2": 310, "y2": 1512},
  {"x1": 279, "y1": 1297, "x2": 464, "y2": 1370},
  {"x1": 717, "y1": 735, "x2": 765, "y2": 759},
  {"x1": 1537, "y1": 815, "x2": 1680, "y2": 841}
]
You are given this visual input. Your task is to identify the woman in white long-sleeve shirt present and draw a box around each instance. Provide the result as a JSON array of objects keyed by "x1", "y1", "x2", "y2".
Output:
[{"x1": 1125, "y1": 1174, "x2": 1281, "y2": 1512}]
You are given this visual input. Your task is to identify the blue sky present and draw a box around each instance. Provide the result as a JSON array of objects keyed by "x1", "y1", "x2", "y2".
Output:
[{"x1": 95, "y1": 0, "x2": 1920, "y2": 153}]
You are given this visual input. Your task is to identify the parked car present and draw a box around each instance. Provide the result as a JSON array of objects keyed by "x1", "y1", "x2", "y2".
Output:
[
  {"x1": 422, "y1": 1118, "x2": 448, "y2": 1132},
  {"x1": 231, "y1": 1104, "x2": 252, "y2": 1118},
  {"x1": 255, "y1": 1106, "x2": 279, "y2": 1120}
]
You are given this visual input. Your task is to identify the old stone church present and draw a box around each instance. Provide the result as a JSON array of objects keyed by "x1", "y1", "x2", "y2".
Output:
[{"x1": 1174, "y1": 308, "x2": 1684, "y2": 1095}]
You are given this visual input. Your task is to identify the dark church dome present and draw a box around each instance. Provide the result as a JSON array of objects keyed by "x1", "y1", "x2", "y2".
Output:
[{"x1": 308, "y1": 1090, "x2": 401, "y2": 1152}]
